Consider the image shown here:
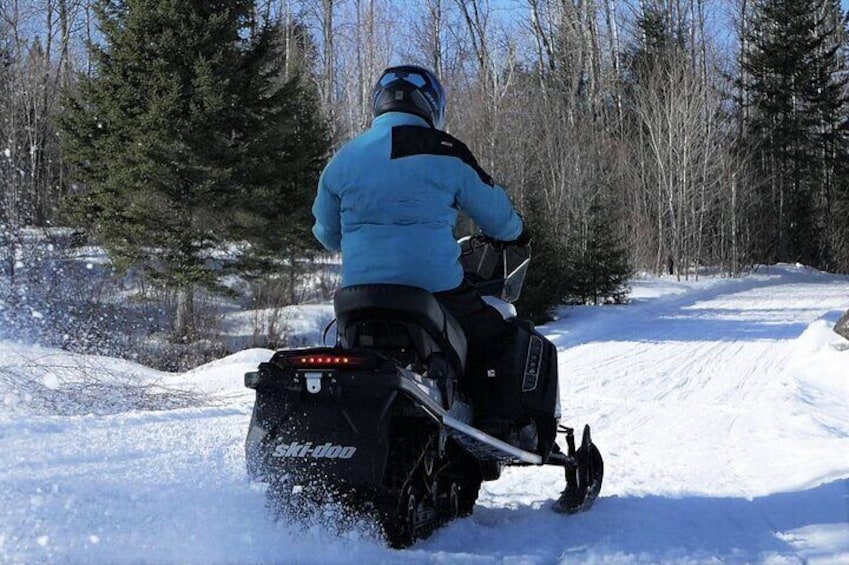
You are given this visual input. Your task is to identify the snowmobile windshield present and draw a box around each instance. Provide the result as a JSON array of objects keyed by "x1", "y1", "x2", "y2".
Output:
[{"x1": 458, "y1": 235, "x2": 530, "y2": 302}]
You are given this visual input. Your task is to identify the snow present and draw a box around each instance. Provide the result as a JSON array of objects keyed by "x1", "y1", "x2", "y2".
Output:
[
  {"x1": 219, "y1": 304, "x2": 336, "y2": 351},
  {"x1": 2, "y1": 264, "x2": 849, "y2": 563}
]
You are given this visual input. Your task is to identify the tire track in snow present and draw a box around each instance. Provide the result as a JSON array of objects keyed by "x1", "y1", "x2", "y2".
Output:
[{"x1": 553, "y1": 269, "x2": 849, "y2": 499}]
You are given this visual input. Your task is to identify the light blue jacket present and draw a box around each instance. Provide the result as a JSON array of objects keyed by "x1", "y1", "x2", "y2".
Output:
[{"x1": 312, "y1": 112, "x2": 523, "y2": 292}]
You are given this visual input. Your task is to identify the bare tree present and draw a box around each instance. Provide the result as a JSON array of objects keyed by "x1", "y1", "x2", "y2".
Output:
[
  {"x1": 0, "y1": 0, "x2": 89, "y2": 236},
  {"x1": 451, "y1": 0, "x2": 522, "y2": 172},
  {"x1": 632, "y1": 51, "x2": 730, "y2": 278},
  {"x1": 300, "y1": 0, "x2": 340, "y2": 142},
  {"x1": 403, "y1": 0, "x2": 448, "y2": 79},
  {"x1": 603, "y1": 0, "x2": 624, "y2": 123},
  {"x1": 321, "y1": 0, "x2": 336, "y2": 126}
]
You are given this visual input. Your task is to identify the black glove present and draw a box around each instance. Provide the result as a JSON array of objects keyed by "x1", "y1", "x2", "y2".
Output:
[
  {"x1": 478, "y1": 225, "x2": 530, "y2": 248},
  {"x1": 508, "y1": 225, "x2": 531, "y2": 247}
]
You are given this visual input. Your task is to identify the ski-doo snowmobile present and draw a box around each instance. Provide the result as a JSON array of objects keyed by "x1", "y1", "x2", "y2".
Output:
[{"x1": 243, "y1": 236, "x2": 603, "y2": 547}]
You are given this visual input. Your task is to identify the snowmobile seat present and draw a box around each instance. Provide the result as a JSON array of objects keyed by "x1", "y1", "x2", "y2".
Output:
[{"x1": 334, "y1": 284, "x2": 467, "y2": 373}]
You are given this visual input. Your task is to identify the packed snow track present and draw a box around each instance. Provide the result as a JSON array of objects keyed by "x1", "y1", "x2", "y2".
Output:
[{"x1": 1, "y1": 265, "x2": 848, "y2": 563}]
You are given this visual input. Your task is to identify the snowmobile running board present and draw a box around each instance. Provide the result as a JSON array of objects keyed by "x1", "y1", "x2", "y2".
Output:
[
  {"x1": 393, "y1": 366, "x2": 603, "y2": 513},
  {"x1": 442, "y1": 415, "x2": 542, "y2": 464},
  {"x1": 391, "y1": 368, "x2": 544, "y2": 464},
  {"x1": 403, "y1": 369, "x2": 603, "y2": 514},
  {"x1": 393, "y1": 367, "x2": 595, "y2": 470}
]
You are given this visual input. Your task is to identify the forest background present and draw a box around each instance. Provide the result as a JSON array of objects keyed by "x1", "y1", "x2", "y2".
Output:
[{"x1": 2, "y1": 0, "x2": 849, "y2": 369}]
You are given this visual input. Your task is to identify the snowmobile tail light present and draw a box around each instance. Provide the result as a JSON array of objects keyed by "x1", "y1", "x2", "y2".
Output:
[
  {"x1": 293, "y1": 355, "x2": 364, "y2": 368},
  {"x1": 268, "y1": 348, "x2": 382, "y2": 371}
]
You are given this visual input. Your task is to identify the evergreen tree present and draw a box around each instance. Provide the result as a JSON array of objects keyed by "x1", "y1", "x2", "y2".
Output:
[
  {"x1": 61, "y1": 1, "x2": 328, "y2": 339},
  {"x1": 517, "y1": 192, "x2": 631, "y2": 322},
  {"x1": 566, "y1": 203, "x2": 632, "y2": 306},
  {"x1": 628, "y1": 1, "x2": 683, "y2": 79},
  {"x1": 739, "y1": 0, "x2": 849, "y2": 267},
  {"x1": 814, "y1": 0, "x2": 849, "y2": 272},
  {"x1": 516, "y1": 199, "x2": 571, "y2": 324}
]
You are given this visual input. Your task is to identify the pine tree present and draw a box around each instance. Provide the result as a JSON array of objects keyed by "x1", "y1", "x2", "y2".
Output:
[
  {"x1": 629, "y1": 2, "x2": 681, "y2": 77},
  {"x1": 60, "y1": 1, "x2": 328, "y2": 339},
  {"x1": 515, "y1": 187, "x2": 572, "y2": 324},
  {"x1": 567, "y1": 203, "x2": 632, "y2": 305},
  {"x1": 814, "y1": 0, "x2": 849, "y2": 272},
  {"x1": 739, "y1": 0, "x2": 849, "y2": 267}
]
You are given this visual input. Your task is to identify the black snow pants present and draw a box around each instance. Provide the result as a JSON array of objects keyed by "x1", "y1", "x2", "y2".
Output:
[{"x1": 434, "y1": 281, "x2": 518, "y2": 433}]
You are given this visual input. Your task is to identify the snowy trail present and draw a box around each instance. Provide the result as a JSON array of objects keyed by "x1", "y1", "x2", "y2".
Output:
[
  {"x1": 553, "y1": 268, "x2": 849, "y2": 499},
  {"x1": 2, "y1": 266, "x2": 849, "y2": 563}
]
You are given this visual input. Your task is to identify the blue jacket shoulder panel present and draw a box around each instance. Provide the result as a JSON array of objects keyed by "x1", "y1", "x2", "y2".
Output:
[{"x1": 311, "y1": 112, "x2": 522, "y2": 292}]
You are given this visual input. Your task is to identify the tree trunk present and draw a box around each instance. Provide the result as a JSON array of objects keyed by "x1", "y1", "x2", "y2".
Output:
[
  {"x1": 175, "y1": 287, "x2": 195, "y2": 342},
  {"x1": 321, "y1": 0, "x2": 336, "y2": 143}
]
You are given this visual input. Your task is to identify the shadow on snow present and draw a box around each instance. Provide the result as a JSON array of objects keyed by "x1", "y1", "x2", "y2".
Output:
[{"x1": 421, "y1": 479, "x2": 849, "y2": 562}]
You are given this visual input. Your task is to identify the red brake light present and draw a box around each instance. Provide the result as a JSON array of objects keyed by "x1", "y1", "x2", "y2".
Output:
[
  {"x1": 300, "y1": 356, "x2": 349, "y2": 364},
  {"x1": 288, "y1": 354, "x2": 364, "y2": 368}
]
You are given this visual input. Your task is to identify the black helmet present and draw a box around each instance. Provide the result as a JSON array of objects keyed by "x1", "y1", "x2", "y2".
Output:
[{"x1": 372, "y1": 65, "x2": 446, "y2": 129}]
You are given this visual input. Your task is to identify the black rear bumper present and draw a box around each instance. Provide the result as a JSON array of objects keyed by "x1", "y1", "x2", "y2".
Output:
[{"x1": 245, "y1": 352, "x2": 442, "y2": 488}]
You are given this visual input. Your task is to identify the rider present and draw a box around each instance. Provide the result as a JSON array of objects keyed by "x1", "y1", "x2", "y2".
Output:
[{"x1": 311, "y1": 64, "x2": 530, "y2": 441}]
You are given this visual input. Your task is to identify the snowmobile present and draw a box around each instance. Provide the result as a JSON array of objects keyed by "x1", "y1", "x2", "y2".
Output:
[{"x1": 243, "y1": 236, "x2": 603, "y2": 547}]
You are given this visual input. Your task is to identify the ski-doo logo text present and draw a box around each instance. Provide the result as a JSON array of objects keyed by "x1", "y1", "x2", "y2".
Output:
[{"x1": 271, "y1": 442, "x2": 357, "y2": 459}]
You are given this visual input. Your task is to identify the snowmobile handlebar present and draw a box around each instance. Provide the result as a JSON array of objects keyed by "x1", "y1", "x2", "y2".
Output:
[
  {"x1": 474, "y1": 233, "x2": 530, "y2": 249},
  {"x1": 458, "y1": 235, "x2": 531, "y2": 303}
]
